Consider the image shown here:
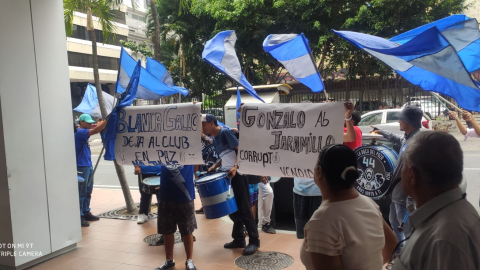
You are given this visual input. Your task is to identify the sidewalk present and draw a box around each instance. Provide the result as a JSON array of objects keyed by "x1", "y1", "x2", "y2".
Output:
[{"x1": 27, "y1": 189, "x2": 305, "y2": 270}]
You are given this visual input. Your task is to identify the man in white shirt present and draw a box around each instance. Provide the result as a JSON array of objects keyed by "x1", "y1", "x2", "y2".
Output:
[{"x1": 389, "y1": 131, "x2": 480, "y2": 270}]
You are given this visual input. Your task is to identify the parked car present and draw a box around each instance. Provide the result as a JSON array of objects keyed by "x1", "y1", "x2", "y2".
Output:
[
  {"x1": 358, "y1": 109, "x2": 431, "y2": 134},
  {"x1": 357, "y1": 109, "x2": 431, "y2": 152}
]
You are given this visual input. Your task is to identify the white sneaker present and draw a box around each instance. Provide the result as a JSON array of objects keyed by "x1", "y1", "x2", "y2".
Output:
[{"x1": 137, "y1": 214, "x2": 148, "y2": 224}]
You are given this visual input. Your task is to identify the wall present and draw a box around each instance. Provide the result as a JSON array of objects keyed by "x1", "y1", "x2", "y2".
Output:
[{"x1": 0, "y1": 0, "x2": 81, "y2": 268}]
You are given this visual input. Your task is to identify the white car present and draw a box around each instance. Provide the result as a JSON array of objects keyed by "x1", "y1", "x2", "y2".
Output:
[{"x1": 357, "y1": 109, "x2": 431, "y2": 137}]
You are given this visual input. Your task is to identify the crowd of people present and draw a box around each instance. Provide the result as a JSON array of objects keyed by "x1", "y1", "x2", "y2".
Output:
[{"x1": 73, "y1": 101, "x2": 480, "y2": 270}]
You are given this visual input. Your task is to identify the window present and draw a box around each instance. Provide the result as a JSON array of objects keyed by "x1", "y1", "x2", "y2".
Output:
[
  {"x1": 131, "y1": 14, "x2": 145, "y2": 22},
  {"x1": 68, "y1": 52, "x2": 119, "y2": 70},
  {"x1": 386, "y1": 112, "x2": 400, "y2": 123},
  {"x1": 358, "y1": 113, "x2": 383, "y2": 126},
  {"x1": 70, "y1": 24, "x2": 127, "y2": 46}
]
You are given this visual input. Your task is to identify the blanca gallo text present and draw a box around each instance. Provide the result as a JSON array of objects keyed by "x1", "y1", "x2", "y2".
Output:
[{"x1": 116, "y1": 105, "x2": 199, "y2": 166}]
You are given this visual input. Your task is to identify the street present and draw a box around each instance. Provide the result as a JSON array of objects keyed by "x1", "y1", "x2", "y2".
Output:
[{"x1": 88, "y1": 132, "x2": 480, "y2": 214}]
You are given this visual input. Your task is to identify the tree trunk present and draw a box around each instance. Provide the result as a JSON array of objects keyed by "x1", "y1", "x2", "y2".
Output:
[
  {"x1": 150, "y1": 0, "x2": 161, "y2": 61},
  {"x1": 87, "y1": 8, "x2": 137, "y2": 215}
]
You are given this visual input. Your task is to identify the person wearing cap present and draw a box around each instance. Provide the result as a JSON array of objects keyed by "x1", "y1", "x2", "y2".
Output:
[
  {"x1": 202, "y1": 114, "x2": 260, "y2": 256},
  {"x1": 371, "y1": 105, "x2": 423, "y2": 252},
  {"x1": 75, "y1": 114, "x2": 107, "y2": 227}
]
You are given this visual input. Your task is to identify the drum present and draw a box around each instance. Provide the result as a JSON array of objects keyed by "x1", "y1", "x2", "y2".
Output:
[
  {"x1": 354, "y1": 145, "x2": 399, "y2": 200},
  {"x1": 141, "y1": 176, "x2": 161, "y2": 195},
  {"x1": 196, "y1": 172, "x2": 238, "y2": 219}
]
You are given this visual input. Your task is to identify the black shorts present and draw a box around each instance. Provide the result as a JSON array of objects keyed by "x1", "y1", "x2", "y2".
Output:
[{"x1": 157, "y1": 200, "x2": 197, "y2": 236}]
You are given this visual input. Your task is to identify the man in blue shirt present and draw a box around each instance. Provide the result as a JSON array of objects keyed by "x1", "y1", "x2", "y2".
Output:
[
  {"x1": 155, "y1": 165, "x2": 197, "y2": 270},
  {"x1": 75, "y1": 114, "x2": 107, "y2": 227},
  {"x1": 202, "y1": 114, "x2": 260, "y2": 256}
]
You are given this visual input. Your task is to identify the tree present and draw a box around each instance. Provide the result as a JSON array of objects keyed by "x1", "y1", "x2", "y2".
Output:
[
  {"x1": 120, "y1": 40, "x2": 154, "y2": 58},
  {"x1": 147, "y1": 0, "x2": 227, "y2": 99},
  {"x1": 149, "y1": 0, "x2": 161, "y2": 61},
  {"x1": 64, "y1": 0, "x2": 138, "y2": 214},
  {"x1": 148, "y1": 0, "x2": 467, "y2": 98}
]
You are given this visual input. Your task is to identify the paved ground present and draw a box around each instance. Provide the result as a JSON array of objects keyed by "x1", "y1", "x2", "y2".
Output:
[
  {"x1": 88, "y1": 132, "x2": 480, "y2": 213},
  {"x1": 27, "y1": 189, "x2": 304, "y2": 270}
]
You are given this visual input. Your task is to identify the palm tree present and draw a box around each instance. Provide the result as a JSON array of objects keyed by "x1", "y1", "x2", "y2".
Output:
[
  {"x1": 149, "y1": 0, "x2": 161, "y2": 61},
  {"x1": 64, "y1": 0, "x2": 138, "y2": 214},
  {"x1": 148, "y1": 0, "x2": 189, "y2": 62}
]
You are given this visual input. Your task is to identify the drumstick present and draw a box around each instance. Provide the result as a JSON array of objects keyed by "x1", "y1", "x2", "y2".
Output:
[
  {"x1": 397, "y1": 212, "x2": 410, "y2": 232},
  {"x1": 226, "y1": 183, "x2": 232, "y2": 200}
]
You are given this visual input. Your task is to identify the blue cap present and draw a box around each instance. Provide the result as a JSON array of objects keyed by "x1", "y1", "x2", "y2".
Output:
[{"x1": 201, "y1": 114, "x2": 217, "y2": 123}]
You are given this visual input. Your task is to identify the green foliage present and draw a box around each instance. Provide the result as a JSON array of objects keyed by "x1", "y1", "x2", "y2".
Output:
[
  {"x1": 120, "y1": 40, "x2": 154, "y2": 57},
  {"x1": 146, "y1": 0, "x2": 467, "y2": 96}
]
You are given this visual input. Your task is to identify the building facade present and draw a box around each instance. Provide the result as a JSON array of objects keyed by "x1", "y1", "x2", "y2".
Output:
[{"x1": 67, "y1": 5, "x2": 128, "y2": 110}]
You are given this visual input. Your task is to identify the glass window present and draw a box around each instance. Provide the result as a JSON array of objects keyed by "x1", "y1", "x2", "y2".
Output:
[
  {"x1": 67, "y1": 52, "x2": 119, "y2": 70},
  {"x1": 69, "y1": 24, "x2": 126, "y2": 46},
  {"x1": 358, "y1": 113, "x2": 383, "y2": 126},
  {"x1": 386, "y1": 112, "x2": 400, "y2": 123}
]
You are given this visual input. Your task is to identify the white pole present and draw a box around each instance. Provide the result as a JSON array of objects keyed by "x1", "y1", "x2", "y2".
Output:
[{"x1": 430, "y1": 92, "x2": 462, "y2": 112}]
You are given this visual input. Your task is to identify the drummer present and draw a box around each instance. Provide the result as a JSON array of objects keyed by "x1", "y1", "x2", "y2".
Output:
[
  {"x1": 370, "y1": 105, "x2": 422, "y2": 253},
  {"x1": 194, "y1": 133, "x2": 219, "y2": 214},
  {"x1": 202, "y1": 114, "x2": 260, "y2": 256},
  {"x1": 155, "y1": 165, "x2": 198, "y2": 270},
  {"x1": 134, "y1": 165, "x2": 161, "y2": 224}
]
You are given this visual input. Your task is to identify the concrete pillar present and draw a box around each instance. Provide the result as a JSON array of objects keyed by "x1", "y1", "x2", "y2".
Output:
[{"x1": 0, "y1": 1, "x2": 81, "y2": 269}]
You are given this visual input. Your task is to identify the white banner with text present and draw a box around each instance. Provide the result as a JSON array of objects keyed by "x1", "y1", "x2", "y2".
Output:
[
  {"x1": 238, "y1": 102, "x2": 344, "y2": 178},
  {"x1": 114, "y1": 103, "x2": 202, "y2": 166}
]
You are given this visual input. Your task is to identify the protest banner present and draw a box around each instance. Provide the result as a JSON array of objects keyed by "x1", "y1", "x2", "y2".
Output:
[
  {"x1": 114, "y1": 103, "x2": 202, "y2": 166},
  {"x1": 238, "y1": 102, "x2": 344, "y2": 177}
]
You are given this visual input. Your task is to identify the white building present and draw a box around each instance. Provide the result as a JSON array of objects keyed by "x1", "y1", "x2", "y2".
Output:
[
  {"x1": 68, "y1": 1, "x2": 157, "y2": 110},
  {"x1": 68, "y1": 5, "x2": 129, "y2": 110}
]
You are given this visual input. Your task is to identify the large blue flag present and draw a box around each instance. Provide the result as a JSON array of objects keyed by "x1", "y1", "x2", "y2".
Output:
[
  {"x1": 146, "y1": 57, "x2": 189, "y2": 96},
  {"x1": 389, "y1": 15, "x2": 480, "y2": 75},
  {"x1": 333, "y1": 25, "x2": 480, "y2": 112},
  {"x1": 202, "y1": 30, "x2": 264, "y2": 102},
  {"x1": 263, "y1": 33, "x2": 324, "y2": 92},
  {"x1": 73, "y1": 84, "x2": 114, "y2": 118},
  {"x1": 105, "y1": 60, "x2": 142, "y2": 160},
  {"x1": 116, "y1": 48, "x2": 187, "y2": 100}
]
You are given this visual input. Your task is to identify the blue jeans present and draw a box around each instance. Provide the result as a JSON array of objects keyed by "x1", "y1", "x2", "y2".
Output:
[
  {"x1": 389, "y1": 203, "x2": 410, "y2": 251},
  {"x1": 78, "y1": 166, "x2": 94, "y2": 217}
]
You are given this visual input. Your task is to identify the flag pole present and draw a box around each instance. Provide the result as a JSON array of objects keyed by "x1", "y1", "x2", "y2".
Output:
[
  {"x1": 301, "y1": 33, "x2": 328, "y2": 100},
  {"x1": 430, "y1": 92, "x2": 462, "y2": 112},
  {"x1": 236, "y1": 84, "x2": 241, "y2": 128}
]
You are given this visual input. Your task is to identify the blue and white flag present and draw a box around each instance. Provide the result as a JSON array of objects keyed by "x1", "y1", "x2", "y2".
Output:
[
  {"x1": 333, "y1": 26, "x2": 480, "y2": 112},
  {"x1": 73, "y1": 84, "x2": 114, "y2": 118},
  {"x1": 105, "y1": 60, "x2": 142, "y2": 160},
  {"x1": 116, "y1": 48, "x2": 187, "y2": 100},
  {"x1": 146, "y1": 57, "x2": 190, "y2": 96},
  {"x1": 263, "y1": 33, "x2": 324, "y2": 92},
  {"x1": 390, "y1": 15, "x2": 480, "y2": 74},
  {"x1": 202, "y1": 30, "x2": 264, "y2": 102}
]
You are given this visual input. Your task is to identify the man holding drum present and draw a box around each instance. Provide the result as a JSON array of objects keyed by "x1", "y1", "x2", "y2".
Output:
[
  {"x1": 371, "y1": 105, "x2": 422, "y2": 252},
  {"x1": 134, "y1": 165, "x2": 161, "y2": 224},
  {"x1": 202, "y1": 114, "x2": 261, "y2": 256}
]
